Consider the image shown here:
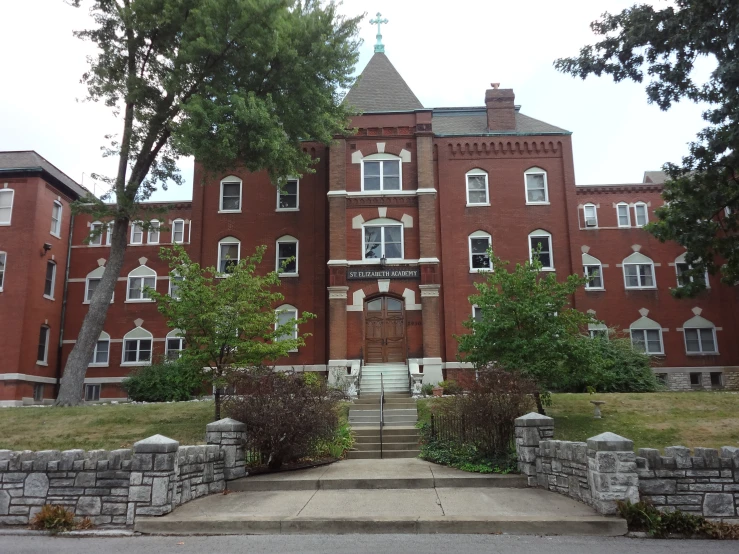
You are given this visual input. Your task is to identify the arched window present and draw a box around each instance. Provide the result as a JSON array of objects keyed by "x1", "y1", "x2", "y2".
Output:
[
  {"x1": 629, "y1": 315, "x2": 663, "y2": 355},
  {"x1": 147, "y1": 220, "x2": 160, "y2": 244},
  {"x1": 85, "y1": 265, "x2": 114, "y2": 303},
  {"x1": 276, "y1": 235, "x2": 298, "y2": 276},
  {"x1": 583, "y1": 253, "x2": 604, "y2": 290},
  {"x1": 0, "y1": 188, "x2": 14, "y2": 225},
  {"x1": 634, "y1": 202, "x2": 649, "y2": 227},
  {"x1": 674, "y1": 253, "x2": 709, "y2": 289},
  {"x1": 172, "y1": 219, "x2": 186, "y2": 244},
  {"x1": 89, "y1": 221, "x2": 104, "y2": 246},
  {"x1": 466, "y1": 169, "x2": 489, "y2": 206},
  {"x1": 616, "y1": 202, "x2": 631, "y2": 227},
  {"x1": 90, "y1": 331, "x2": 110, "y2": 366},
  {"x1": 362, "y1": 153, "x2": 402, "y2": 191},
  {"x1": 683, "y1": 313, "x2": 718, "y2": 355},
  {"x1": 169, "y1": 271, "x2": 184, "y2": 299},
  {"x1": 363, "y1": 218, "x2": 404, "y2": 261},
  {"x1": 220, "y1": 176, "x2": 242, "y2": 212},
  {"x1": 528, "y1": 229, "x2": 554, "y2": 270},
  {"x1": 217, "y1": 236, "x2": 241, "y2": 274},
  {"x1": 166, "y1": 329, "x2": 185, "y2": 360},
  {"x1": 622, "y1": 252, "x2": 656, "y2": 289},
  {"x1": 583, "y1": 204, "x2": 598, "y2": 228},
  {"x1": 126, "y1": 265, "x2": 156, "y2": 301},
  {"x1": 524, "y1": 167, "x2": 548, "y2": 204},
  {"x1": 275, "y1": 305, "x2": 299, "y2": 351},
  {"x1": 468, "y1": 231, "x2": 492, "y2": 272},
  {"x1": 122, "y1": 326, "x2": 153, "y2": 365},
  {"x1": 50, "y1": 200, "x2": 63, "y2": 237}
]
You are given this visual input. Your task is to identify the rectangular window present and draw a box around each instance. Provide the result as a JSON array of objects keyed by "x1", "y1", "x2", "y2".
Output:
[
  {"x1": 169, "y1": 275, "x2": 184, "y2": 299},
  {"x1": 466, "y1": 174, "x2": 488, "y2": 205},
  {"x1": 90, "y1": 340, "x2": 110, "y2": 365},
  {"x1": 277, "y1": 242, "x2": 297, "y2": 274},
  {"x1": 85, "y1": 384, "x2": 101, "y2": 402},
  {"x1": 589, "y1": 329, "x2": 608, "y2": 339},
  {"x1": 689, "y1": 372, "x2": 702, "y2": 387},
  {"x1": 676, "y1": 263, "x2": 707, "y2": 288},
  {"x1": 148, "y1": 221, "x2": 160, "y2": 244},
  {"x1": 617, "y1": 204, "x2": 630, "y2": 227},
  {"x1": 124, "y1": 339, "x2": 152, "y2": 363},
  {"x1": 50, "y1": 201, "x2": 62, "y2": 236},
  {"x1": 130, "y1": 222, "x2": 144, "y2": 244},
  {"x1": 127, "y1": 276, "x2": 156, "y2": 300},
  {"x1": 684, "y1": 328, "x2": 717, "y2": 354},
  {"x1": 623, "y1": 264, "x2": 655, "y2": 288},
  {"x1": 710, "y1": 372, "x2": 723, "y2": 388},
  {"x1": 44, "y1": 262, "x2": 56, "y2": 298},
  {"x1": 473, "y1": 305, "x2": 483, "y2": 323},
  {"x1": 634, "y1": 203, "x2": 649, "y2": 227},
  {"x1": 86, "y1": 278, "x2": 100, "y2": 302},
  {"x1": 525, "y1": 172, "x2": 547, "y2": 203},
  {"x1": 0, "y1": 252, "x2": 6, "y2": 291},
  {"x1": 219, "y1": 243, "x2": 240, "y2": 274},
  {"x1": 529, "y1": 235, "x2": 553, "y2": 269},
  {"x1": 469, "y1": 237, "x2": 492, "y2": 271},
  {"x1": 166, "y1": 337, "x2": 185, "y2": 360},
  {"x1": 105, "y1": 222, "x2": 113, "y2": 246},
  {"x1": 630, "y1": 328, "x2": 663, "y2": 354},
  {"x1": 278, "y1": 179, "x2": 299, "y2": 210},
  {"x1": 275, "y1": 309, "x2": 298, "y2": 342},
  {"x1": 33, "y1": 383, "x2": 44, "y2": 402},
  {"x1": 364, "y1": 225, "x2": 403, "y2": 260},
  {"x1": 583, "y1": 205, "x2": 598, "y2": 227},
  {"x1": 584, "y1": 265, "x2": 603, "y2": 289},
  {"x1": 37, "y1": 326, "x2": 50, "y2": 363},
  {"x1": 172, "y1": 220, "x2": 185, "y2": 243},
  {"x1": 89, "y1": 222, "x2": 103, "y2": 246},
  {"x1": 0, "y1": 189, "x2": 13, "y2": 225},
  {"x1": 363, "y1": 160, "x2": 401, "y2": 191},
  {"x1": 221, "y1": 181, "x2": 241, "y2": 211}
]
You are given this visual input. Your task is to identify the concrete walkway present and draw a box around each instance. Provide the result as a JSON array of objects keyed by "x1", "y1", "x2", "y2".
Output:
[{"x1": 135, "y1": 459, "x2": 626, "y2": 536}]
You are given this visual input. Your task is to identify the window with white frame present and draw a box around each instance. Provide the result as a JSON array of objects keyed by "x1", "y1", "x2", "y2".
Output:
[
  {"x1": 166, "y1": 330, "x2": 185, "y2": 360},
  {"x1": 220, "y1": 177, "x2": 242, "y2": 211},
  {"x1": 44, "y1": 261, "x2": 56, "y2": 299},
  {"x1": 172, "y1": 219, "x2": 185, "y2": 244},
  {"x1": 276, "y1": 236, "x2": 298, "y2": 275},
  {"x1": 583, "y1": 204, "x2": 598, "y2": 227},
  {"x1": 37, "y1": 325, "x2": 50, "y2": 364},
  {"x1": 277, "y1": 178, "x2": 299, "y2": 210},
  {"x1": 524, "y1": 168, "x2": 548, "y2": 204},
  {"x1": 275, "y1": 305, "x2": 298, "y2": 347},
  {"x1": 363, "y1": 223, "x2": 403, "y2": 260},
  {"x1": 682, "y1": 313, "x2": 718, "y2": 354},
  {"x1": 0, "y1": 189, "x2": 14, "y2": 225},
  {"x1": 126, "y1": 265, "x2": 156, "y2": 301},
  {"x1": 169, "y1": 273, "x2": 184, "y2": 299},
  {"x1": 622, "y1": 252, "x2": 656, "y2": 289},
  {"x1": 634, "y1": 202, "x2": 649, "y2": 227},
  {"x1": 583, "y1": 253, "x2": 604, "y2": 290},
  {"x1": 630, "y1": 314, "x2": 663, "y2": 354},
  {"x1": 616, "y1": 203, "x2": 631, "y2": 227},
  {"x1": 589, "y1": 323, "x2": 608, "y2": 339},
  {"x1": 85, "y1": 266, "x2": 114, "y2": 303},
  {"x1": 472, "y1": 305, "x2": 483, "y2": 323},
  {"x1": 466, "y1": 169, "x2": 489, "y2": 205},
  {"x1": 89, "y1": 221, "x2": 103, "y2": 246},
  {"x1": 0, "y1": 251, "x2": 6, "y2": 291},
  {"x1": 362, "y1": 155, "x2": 401, "y2": 191},
  {"x1": 528, "y1": 230, "x2": 553, "y2": 269},
  {"x1": 148, "y1": 220, "x2": 160, "y2": 244},
  {"x1": 122, "y1": 327, "x2": 153, "y2": 365},
  {"x1": 130, "y1": 221, "x2": 144, "y2": 244},
  {"x1": 90, "y1": 332, "x2": 110, "y2": 366},
  {"x1": 50, "y1": 201, "x2": 62, "y2": 236},
  {"x1": 218, "y1": 237, "x2": 241, "y2": 274},
  {"x1": 675, "y1": 253, "x2": 708, "y2": 288},
  {"x1": 105, "y1": 222, "x2": 113, "y2": 246},
  {"x1": 85, "y1": 384, "x2": 101, "y2": 402},
  {"x1": 468, "y1": 231, "x2": 492, "y2": 272}
]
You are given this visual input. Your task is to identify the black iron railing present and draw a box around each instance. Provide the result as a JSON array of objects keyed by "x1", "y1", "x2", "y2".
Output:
[{"x1": 380, "y1": 373, "x2": 384, "y2": 460}]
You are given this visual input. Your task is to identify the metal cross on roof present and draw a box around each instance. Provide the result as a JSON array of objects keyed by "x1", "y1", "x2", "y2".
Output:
[{"x1": 369, "y1": 12, "x2": 388, "y2": 53}]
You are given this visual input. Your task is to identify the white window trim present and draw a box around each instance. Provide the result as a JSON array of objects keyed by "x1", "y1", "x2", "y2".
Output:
[
  {"x1": 524, "y1": 167, "x2": 549, "y2": 205},
  {"x1": 168, "y1": 273, "x2": 184, "y2": 298},
  {"x1": 361, "y1": 154, "x2": 403, "y2": 192},
  {"x1": 43, "y1": 261, "x2": 57, "y2": 300},
  {"x1": 472, "y1": 304, "x2": 483, "y2": 323},
  {"x1": 0, "y1": 189, "x2": 15, "y2": 226},
  {"x1": 0, "y1": 251, "x2": 6, "y2": 292},
  {"x1": 126, "y1": 265, "x2": 157, "y2": 302},
  {"x1": 89, "y1": 332, "x2": 111, "y2": 367},
  {"x1": 583, "y1": 204, "x2": 598, "y2": 228},
  {"x1": 50, "y1": 200, "x2": 63, "y2": 238},
  {"x1": 147, "y1": 220, "x2": 160, "y2": 244},
  {"x1": 172, "y1": 219, "x2": 186, "y2": 244},
  {"x1": 623, "y1": 263, "x2": 656, "y2": 290},
  {"x1": 85, "y1": 384, "x2": 101, "y2": 402},
  {"x1": 105, "y1": 222, "x2": 113, "y2": 246},
  {"x1": 361, "y1": 221, "x2": 405, "y2": 262},
  {"x1": 528, "y1": 230, "x2": 554, "y2": 271},
  {"x1": 37, "y1": 326, "x2": 50, "y2": 365},
  {"x1": 121, "y1": 327, "x2": 154, "y2": 366},
  {"x1": 468, "y1": 231, "x2": 493, "y2": 273},
  {"x1": 616, "y1": 202, "x2": 631, "y2": 228},
  {"x1": 634, "y1": 202, "x2": 649, "y2": 227},
  {"x1": 276, "y1": 235, "x2": 299, "y2": 277},
  {"x1": 275, "y1": 304, "x2": 299, "y2": 352},
  {"x1": 219, "y1": 176, "x2": 242, "y2": 213},
  {"x1": 165, "y1": 329, "x2": 185, "y2": 360},
  {"x1": 130, "y1": 221, "x2": 144, "y2": 245},
  {"x1": 276, "y1": 178, "x2": 300, "y2": 212},
  {"x1": 89, "y1": 221, "x2": 104, "y2": 246},
  {"x1": 465, "y1": 169, "x2": 490, "y2": 207},
  {"x1": 683, "y1": 326, "x2": 718, "y2": 355},
  {"x1": 630, "y1": 328, "x2": 664, "y2": 355},
  {"x1": 674, "y1": 255, "x2": 710, "y2": 289},
  {"x1": 584, "y1": 264, "x2": 604, "y2": 291},
  {"x1": 217, "y1": 236, "x2": 241, "y2": 276}
]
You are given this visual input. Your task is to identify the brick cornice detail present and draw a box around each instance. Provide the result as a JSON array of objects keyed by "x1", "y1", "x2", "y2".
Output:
[
  {"x1": 575, "y1": 184, "x2": 664, "y2": 195},
  {"x1": 445, "y1": 140, "x2": 562, "y2": 157}
]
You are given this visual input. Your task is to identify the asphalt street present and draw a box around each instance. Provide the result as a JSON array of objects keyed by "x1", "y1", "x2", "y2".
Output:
[{"x1": 0, "y1": 534, "x2": 736, "y2": 554}]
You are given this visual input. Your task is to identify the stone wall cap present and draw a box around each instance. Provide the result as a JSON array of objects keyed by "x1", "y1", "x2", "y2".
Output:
[
  {"x1": 133, "y1": 434, "x2": 179, "y2": 453},
  {"x1": 206, "y1": 418, "x2": 246, "y2": 432},
  {"x1": 515, "y1": 412, "x2": 554, "y2": 427},
  {"x1": 587, "y1": 432, "x2": 634, "y2": 452}
]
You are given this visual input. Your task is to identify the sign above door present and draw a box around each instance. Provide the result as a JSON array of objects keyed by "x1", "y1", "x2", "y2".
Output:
[{"x1": 347, "y1": 267, "x2": 420, "y2": 280}]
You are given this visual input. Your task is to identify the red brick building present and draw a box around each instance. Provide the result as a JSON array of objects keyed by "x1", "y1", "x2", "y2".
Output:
[{"x1": 2, "y1": 50, "x2": 738, "y2": 404}]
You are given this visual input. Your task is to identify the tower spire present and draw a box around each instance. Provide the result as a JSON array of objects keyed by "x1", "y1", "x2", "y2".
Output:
[{"x1": 369, "y1": 12, "x2": 388, "y2": 53}]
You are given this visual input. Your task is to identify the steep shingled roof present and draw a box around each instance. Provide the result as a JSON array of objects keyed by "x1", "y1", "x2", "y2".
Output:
[
  {"x1": 643, "y1": 171, "x2": 667, "y2": 184},
  {"x1": 343, "y1": 52, "x2": 423, "y2": 113},
  {"x1": 0, "y1": 151, "x2": 88, "y2": 198},
  {"x1": 432, "y1": 108, "x2": 570, "y2": 136}
]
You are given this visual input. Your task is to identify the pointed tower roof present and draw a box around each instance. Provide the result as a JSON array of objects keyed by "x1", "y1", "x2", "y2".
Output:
[{"x1": 343, "y1": 52, "x2": 424, "y2": 113}]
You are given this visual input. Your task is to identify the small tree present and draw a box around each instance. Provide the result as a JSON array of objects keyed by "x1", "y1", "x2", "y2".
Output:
[{"x1": 149, "y1": 245, "x2": 315, "y2": 420}]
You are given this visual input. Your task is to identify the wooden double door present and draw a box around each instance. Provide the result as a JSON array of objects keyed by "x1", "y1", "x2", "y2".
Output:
[{"x1": 364, "y1": 296, "x2": 406, "y2": 364}]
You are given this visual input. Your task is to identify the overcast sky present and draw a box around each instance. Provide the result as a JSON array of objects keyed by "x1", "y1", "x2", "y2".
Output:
[{"x1": 0, "y1": 0, "x2": 711, "y2": 201}]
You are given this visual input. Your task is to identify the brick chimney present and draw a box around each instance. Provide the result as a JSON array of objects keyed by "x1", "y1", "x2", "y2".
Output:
[{"x1": 485, "y1": 84, "x2": 516, "y2": 131}]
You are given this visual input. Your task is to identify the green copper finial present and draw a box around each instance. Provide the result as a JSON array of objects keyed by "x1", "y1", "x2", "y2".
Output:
[{"x1": 369, "y1": 12, "x2": 388, "y2": 53}]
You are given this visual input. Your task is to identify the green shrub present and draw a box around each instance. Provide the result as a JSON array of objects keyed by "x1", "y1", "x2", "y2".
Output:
[
  {"x1": 421, "y1": 383, "x2": 434, "y2": 397},
  {"x1": 310, "y1": 404, "x2": 354, "y2": 459},
  {"x1": 122, "y1": 357, "x2": 204, "y2": 402},
  {"x1": 439, "y1": 379, "x2": 463, "y2": 395},
  {"x1": 616, "y1": 500, "x2": 739, "y2": 539}
]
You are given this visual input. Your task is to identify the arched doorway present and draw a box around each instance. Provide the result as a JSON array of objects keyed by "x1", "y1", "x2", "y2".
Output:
[{"x1": 364, "y1": 295, "x2": 406, "y2": 363}]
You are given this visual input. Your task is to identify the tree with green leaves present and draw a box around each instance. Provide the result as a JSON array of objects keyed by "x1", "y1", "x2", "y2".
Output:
[
  {"x1": 148, "y1": 244, "x2": 315, "y2": 420},
  {"x1": 554, "y1": 0, "x2": 739, "y2": 297},
  {"x1": 56, "y1": 0, "x2": 360, "y2": 404}
]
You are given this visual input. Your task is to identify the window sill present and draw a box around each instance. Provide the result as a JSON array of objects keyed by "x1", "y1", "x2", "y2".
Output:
[
  {"x1": 125, "y1": 299, "x2": 155, "y2": 303},
  {"x1": 276, "y1": 208, "x2": 299, "y2": 212},
  {"x1": 43, "y1": 294, "x2": 55, "y2": 301},
  {"x1": 466, "y1": 202, "x2": 491, "y2": 207},
  {"x1": 218, "y1": 210, "x2": 242, "y2": 214},
  {"x1": 88, "y1": 363, "x2": 110, "y2": 368},
  {"x1": 129, "y1": 242, "x2": 144, "y2": 246},
  {"x1": 624, "y1": 287, "x2": 657, "y2": 291},
  {"x1": 361, "y1": 258, "x2": 405, "y2": 265},
  {"x1": 585, "y1": 288, "x2": 605, "y2": 292},
  {"x1": 526, "y1": 201, "x2": 550, "y2": 206},
  {"x1": 686, "y1": 352, "x2": 719, "y2": 356},
  {"x1": 50, "y1": 232, "x2": 61, "y2": 239},
  {"x1": 88, "y1": 244, "x2": 104, "y2": 248},
  {"x1": 278, "y1": 273, "x2": 299, "y2": 278},
  {"x1": 539, "y1": 267, "x2": 556, "y2": 272},
  {"x1": 469, "y1": 268, "x2": 492, "y2": 273},
  {"x1": 36, "y1": 362, "x2": 49, "y2": 367},
  {"x1": 0, "y1": 223, "x2": 10, "y2": 227},
  {"x1": 121, "y1": 362, "x2": 152, "y2": 367}
]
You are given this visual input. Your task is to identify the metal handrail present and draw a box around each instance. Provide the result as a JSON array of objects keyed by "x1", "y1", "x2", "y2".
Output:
[
  {"x1": 358, "y1": 348, "x2": 363, "y2": 398},
  {"x1": 380, "y1": 373, "x2": 384, "y2": 460}
]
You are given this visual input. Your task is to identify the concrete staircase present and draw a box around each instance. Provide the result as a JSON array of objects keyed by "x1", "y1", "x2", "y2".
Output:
[
  {"x1": 359, "y1": 363, "x2": 409, "y2": 394},
  {"x1": 347, "y1": 393, "x2": 419, "y2": 459}
]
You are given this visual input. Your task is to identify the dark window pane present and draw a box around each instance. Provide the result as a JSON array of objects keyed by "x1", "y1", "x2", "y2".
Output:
[
  {"x1": 366, "y1": 299, "x2": 382, "y2": 311},
  {"x1": 386, "y1": 298, "x2": 402, "y2": 311},
  {"x1": 364, "y1": 162, "x2": 381, "y2": 190},
  {"x1": 44, "y1": 262, "x2": 54, "y2": 296},
  {"x1": 37, "y1": 327, "x2": 48, "y2": 362}
]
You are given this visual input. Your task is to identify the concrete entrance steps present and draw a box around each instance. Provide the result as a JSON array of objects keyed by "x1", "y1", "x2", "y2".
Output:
[
  {"x1": 135, "y1": 459, "x2": 626, "y2": 536},
  {"x1": 360, "y1": 363, "x2": 409, "y2": 394},
  {"x1": 347, "y1": 394, "x2": 420, "y2": 459}
]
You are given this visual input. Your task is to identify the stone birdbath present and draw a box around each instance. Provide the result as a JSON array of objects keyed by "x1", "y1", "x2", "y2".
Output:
[{"x1": 590, "y1": 400, "x2": 606, "y2": 419}]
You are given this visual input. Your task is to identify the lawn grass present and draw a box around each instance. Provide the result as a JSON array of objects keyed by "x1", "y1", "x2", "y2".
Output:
[{"x1": 417, "y1": 392, "x2": 739, "y2": 451}]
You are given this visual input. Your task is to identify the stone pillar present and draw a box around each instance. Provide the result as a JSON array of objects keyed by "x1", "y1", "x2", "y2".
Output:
[
  {"x1": 514, "y1": 412, "x2": 554, "y2": 486},
  {"x1": 128, "y1": 435, "x2": 179, "y2": 523},
  {"x1": 206, "y1": 418, "x2": 247, "y2": 480},
  {"x1": 419, "y1": 284, "x2": 442, "y2": 384},
  {"x1": 587, "y1": 432, "x2": 639, "y2": 515},
  {"x1": 327, "y1": 286, "x2": 349, "y2": 368}
]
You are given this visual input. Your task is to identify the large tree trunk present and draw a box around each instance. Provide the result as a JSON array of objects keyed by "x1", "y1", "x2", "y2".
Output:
[{"x1": 56, "y1": 218, "x2": 129, "y2": 405}]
